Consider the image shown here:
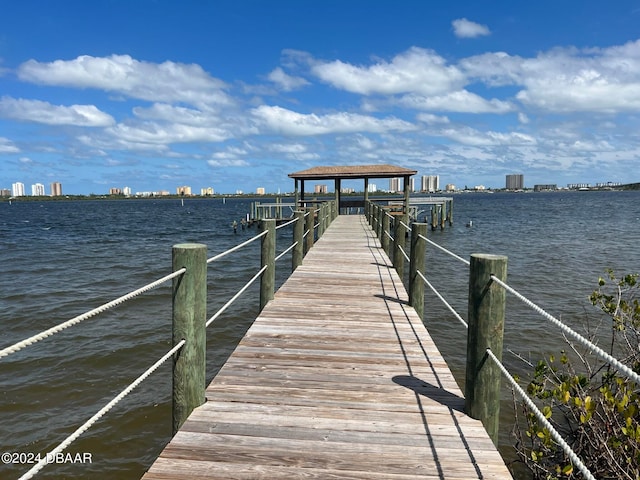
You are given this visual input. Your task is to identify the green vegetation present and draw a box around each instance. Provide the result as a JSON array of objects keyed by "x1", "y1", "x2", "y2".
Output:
[{"x1": 513, "y1": 271, "x2": 640, "y2": 479}]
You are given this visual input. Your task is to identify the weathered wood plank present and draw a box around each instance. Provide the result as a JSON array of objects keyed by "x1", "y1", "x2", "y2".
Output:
[{"x1": 142, "y1": 215, "x2": 512, "y2": 480}]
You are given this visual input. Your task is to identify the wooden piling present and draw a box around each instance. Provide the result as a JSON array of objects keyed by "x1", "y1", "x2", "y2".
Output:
[
  {"x1": 292, "y1": 210, "x2": 304, "y2": 270},
  {"x1": 409, "y1": 223, "x2": 427, "y2": 320},
  {"x1": 393, "y1": 213, "x2": 407, "y2": 281},
  {"x1": 465, "y1": 253, "x2": 508, "y2": 446},
  {"x1": 381, "y1": 209, "x2": 390, "y2": 255},
  {"x1": 305, "y1": 207, "x2": 315, "y2": 253},
  {"x1": 171, "y1": 243, "x2": 207, "y2": 435},
  {"x1": 260, "y1": 219, "x2": 276, "y2": 310}
]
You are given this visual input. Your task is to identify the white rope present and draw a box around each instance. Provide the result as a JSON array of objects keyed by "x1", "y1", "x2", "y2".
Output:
[
  {"x1": 486, "y1": 349, "x2": 596, "y2": 480},
  {"x1": 400, "y1": 220, "x2": 412, "y2": 232},
  {"x1": 491, "y1": 275, "x2": 640, "y2": 385},
  {"x1": 384, "y1": 230, "x2": 394, "y2": 242},
  {"x1": 397, "y1": 244, "x2": 410, "y2": 262},
  {"x1": 275, "y1": 218, "x2": 297, "y2": 230},
  {"x1": 206, "y1": 230, "x2": 267, "y2": 264},
  {"x1": 275, "y1": 241, "x2": 297, "y2": 262},
  {"x1": 418, "y1": 233, "x2": 470, "y2": 266},
  {"x1": 416, "y1": 270, "x2": 468, "y2": 328},
  {"x1": 0, "y1": 269, "x2": 185, "y2": 360},
  {"x1": 206, "y1": 265, "x2": 268, "y2": 328},
  {"x1": 18, "y1": 339, "x2": 186, "y2": 480}
]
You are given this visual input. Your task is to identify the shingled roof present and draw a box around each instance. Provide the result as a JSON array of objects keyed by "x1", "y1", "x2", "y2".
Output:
[{"x1": 288, "y1": 164, "x2": 417, "y2": 180}]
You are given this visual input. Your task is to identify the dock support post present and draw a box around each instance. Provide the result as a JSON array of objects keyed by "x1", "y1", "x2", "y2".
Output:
[
  {"x1": 292, "y1": 210, "x2": 305, "y2": 270},
  {"x1": 409, "y1": 223, "x2": 427, "y2": 320},
  {"x1": 305, "y1": 207, "x2": 315, "y2": 253},
  {"x1": 172, "y1": 243, "x2": 207, "y2": 435},
  {"x1": 260, "y1": 219, "x2": 276, "y2": 310},
  {"x1": 376, "y1": 204, "x2": 383, "y2": 241},
  {"x1": 381, "y1": 209, "x2": 390, "y2": 254},
  {"x1": 318, "y1": 203, "x2": 325, "y2": 238},
  {"x1": 393, "y1": 213, "x2": 407, "y2": 281},
  {"x1": 465, "y1": 254, "x2": 507, "y2": 446}
]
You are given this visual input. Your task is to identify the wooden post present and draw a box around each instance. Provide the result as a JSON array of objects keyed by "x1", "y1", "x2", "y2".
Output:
[
  {"x1": 172, "y1": 243, "x2": 207, "y2": 435},
  {"x1": 376, "y1": 204, "x2": 383, "y2": 241},
  {"x1": 465, "y1": 254, "x2": 507, "y2": 446},
  {"x1": 393, "y1": 213, "x2": 407, "y2": 281},
  {"x1": 381, "y1": 209, "x2": 390, "y2": 255},
  {"x1": 292, "y1": 210, "x2": 304, "y2": 270},
  {"x1": 318, "y1": 203, "x2": 325, "y2": 238},
  {"x1": 305, "y1": 207, "x2": 314, "y2": 253},
  {"x1": 440, "y1": 204, "x2": 445, "y2": 230},
  {"x1": 260, "y1": 219, "x2": 276, "y2": 310},
  {"x1": 448, "y1": 199, "x2": 454, "y2": 226},
  {"x1": 430, "y1": 206, "x2": 437, "y2": 231},
  {"x1": 409, "y1": 223, "x2": 427, "y2": 320}
]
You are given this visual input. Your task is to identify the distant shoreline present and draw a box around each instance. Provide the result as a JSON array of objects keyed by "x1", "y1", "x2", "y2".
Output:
[{"x1": 3, "y1": 183, "x2": 639, "y2": 203}]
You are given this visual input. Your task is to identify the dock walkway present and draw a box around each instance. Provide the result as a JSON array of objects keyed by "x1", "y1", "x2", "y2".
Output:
[{"x1": 143, "y1": 215, "x2": 512, "y2": 479}]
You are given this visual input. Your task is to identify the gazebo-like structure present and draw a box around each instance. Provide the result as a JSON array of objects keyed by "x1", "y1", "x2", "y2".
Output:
[{"x1": 288, "y1": 164, "x2": 417, "y2": 214}]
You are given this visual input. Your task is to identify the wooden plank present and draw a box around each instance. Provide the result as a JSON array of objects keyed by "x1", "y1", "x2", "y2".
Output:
[{"x1": 143, "y1": 215, "x2": 512, "y2": 480}]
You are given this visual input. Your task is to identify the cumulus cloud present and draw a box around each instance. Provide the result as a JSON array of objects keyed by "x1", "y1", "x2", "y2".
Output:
[
  {"x1": 0, "y1": 137, "x2": 20, "y2": 153},
  {"x1": 17, "y1": 54, "x2": 231, "y2": 107},
  {"x1": 251, "y1": 105, "x2": 416, "y2": 135},
  {"x1": 462, "y1": 40, "x2": 640, "y2": 113},
  {"x1": 311, "y1": 47, "x2": 465, "y2": 96},
  {"x1": 0, "y1": 96, "x2": 115, "y2": 126},
  {"x1": 399, "y1": 90, "x2": 513, "y2": 113},
  {"x1": 452, "y1": 18, "x2": 491, "y2": 38},
  {"x1": 267, "y1": 67, "x2": 310, "y2": 91}
]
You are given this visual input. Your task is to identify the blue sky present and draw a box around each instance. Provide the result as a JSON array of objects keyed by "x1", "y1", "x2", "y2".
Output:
[{"x1": 2, "y1": 1, "x2": 640, "y2": 195}]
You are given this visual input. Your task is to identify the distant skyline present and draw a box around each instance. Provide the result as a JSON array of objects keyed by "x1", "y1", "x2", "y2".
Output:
[{"x1": 2, "y1": 1, "x2": 640, "y2": 195}]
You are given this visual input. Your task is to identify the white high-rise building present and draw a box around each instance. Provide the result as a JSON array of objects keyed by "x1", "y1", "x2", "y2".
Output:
[
  {"x1": 389, "y1": 178, "x2": 401, "y2": 192},
  {"x1": 32, "y1": 183, "x2": 45, "y2": 196},
  {"x1": 421, "y1": 175, "x2": 440, "y2": 193},
  {"x1": 12, "y1": 182, "x2": 25, "y2": 197}
]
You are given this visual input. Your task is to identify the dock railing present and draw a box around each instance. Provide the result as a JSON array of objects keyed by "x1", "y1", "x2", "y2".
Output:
[
  {"x1": 0, "y1": 201, "x2": 336, "y2": 480},
  {"x1": 367, "y1": 199, "x2": 640, "y2": 480}
]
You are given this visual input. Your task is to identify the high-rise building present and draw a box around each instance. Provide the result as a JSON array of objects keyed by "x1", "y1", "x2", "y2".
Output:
[
  {"x1": 123, "y1": 186, "x2": 132, "y2": 197},
  {"x1": 32, "y1": 183, "x2": 45, "y2": 196},
  {"x1": 314, "y1": 184, "x2": 327, "y2": 194},
  {"x1": 389, "y1": 178, "x2": 401, "y2": 192},
  {"x1": 421, "y1": 175, "x2": 440, "y2": 193},
  {"x1": 12, "y1": 182, "x2": 25, "y2": 197},
  {"x1": 176, "y1": 186, "x2": 192, "y2": 196},
  {"x1": 50, "y1": 182, "x2": 62, "y2": 196},
  {"x1": 506, "y1": 174, "x2": 524, "y2": 190},
  {"x1": 256, "y1": 187, "x2": 266, "y2": 195}
]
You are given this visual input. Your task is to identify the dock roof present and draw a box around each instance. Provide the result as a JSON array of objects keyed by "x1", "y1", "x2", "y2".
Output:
[{"x1": 288, "y1": 164, "x2": 417, "y2": 180}]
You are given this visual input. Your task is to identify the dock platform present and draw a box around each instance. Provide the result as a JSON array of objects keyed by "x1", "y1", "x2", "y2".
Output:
[{"x1": 143, "y1": 215, "x2": 512, "y2": 479}]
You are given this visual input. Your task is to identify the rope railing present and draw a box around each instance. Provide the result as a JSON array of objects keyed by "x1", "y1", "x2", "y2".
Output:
[
  {"x1": 486, "y1": 349, "x2": 596, "y2": 480},
  {"x1": 0, "y1": 268, "x2": 186, "y2": 360},
  {"x1": 206, "y1": 230, "x2": 267, "y2": 264},
  {"x1": 365, "y1": 199, "x2": 632, "y2": 477},
  {"x1": 418, "y1": 233, "x2": 470, "y2": 266},
  {"x1": 4, "y1": 200, "x2": 339, "y2": 479},
  {"x1": 206, "y1": 265, "x2": 268, "y2": 328},
  {"x1": 490, "y1": 274, "x2": 640, "y2": 385},
  {"x1": 416, "y1": 270, "x2": 468, "y2": 328},
  {"x1": 18, "y1": 339, "x2": 186, "y2": 480}
]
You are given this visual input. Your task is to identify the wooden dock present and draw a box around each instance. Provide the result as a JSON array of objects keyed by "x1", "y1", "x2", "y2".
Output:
[{"x1": 143, "y1": 215, "x2": 512, "y2": 479}]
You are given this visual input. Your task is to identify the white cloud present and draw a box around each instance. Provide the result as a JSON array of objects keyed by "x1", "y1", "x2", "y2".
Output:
[
  {"x1": 416, "y1": 113, "x2": 450, "y2": 125},
  {"x1": 452, "y1": 18, "x2": 491, "y2": 39},
  {"x1": 463, "y1": 40, "x2": 640, "y2": 113},
  {"x1": 267, "y1": 67, "x2": 310, "y2": 91},
  {"x1": 0, "y1": 137, "x2": 20, "y2": 153},
  {"x1": 251, "y1": 105, "x2": 416, "y2": 135},
  {"x1": 0, "y1": 96, "x2": 115, "y2": 126},
  {"x1": 311, "y1": 47, "x2": 465, "y2": 96},
  {"x1": 437, "y1": 125, "x2": 536, "y2": 147},
  {"x1": 399, "y1": 90, "x2": 513, "y2": 113},
  {"x1": 17, "y1": 54, "x2": 231, "y2": 107}
]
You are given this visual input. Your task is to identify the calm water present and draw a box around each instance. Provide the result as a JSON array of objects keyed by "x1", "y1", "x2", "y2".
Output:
[{"x1": 1, "y1": 192, "x2": 639, "y2": 479}]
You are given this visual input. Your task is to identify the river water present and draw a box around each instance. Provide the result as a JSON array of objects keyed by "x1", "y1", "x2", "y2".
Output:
[{"x1": 1, "y1": 191, "x2": 638, "y2": 479}]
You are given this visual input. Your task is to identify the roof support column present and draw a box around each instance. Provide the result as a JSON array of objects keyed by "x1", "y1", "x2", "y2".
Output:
[
  {"x1": 403, "y1": 175, "x2": 410, "y2": 215},
  {"x1": 334, "y1": 178, "x2": 341, "y2": 215}
]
